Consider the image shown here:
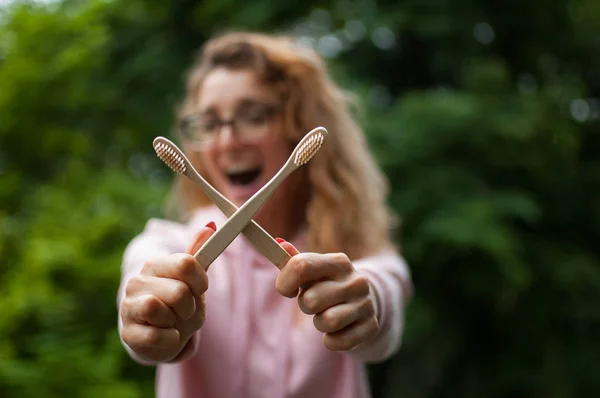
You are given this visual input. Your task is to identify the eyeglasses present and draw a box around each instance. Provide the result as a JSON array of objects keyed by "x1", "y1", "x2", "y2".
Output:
[{"x1": 180, "y1": 102, "x2": 280, "y2": 149}]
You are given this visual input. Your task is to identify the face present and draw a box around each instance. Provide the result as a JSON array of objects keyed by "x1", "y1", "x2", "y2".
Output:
[{"x1": 188, "y1": 67, "x2": 304, "y2": 236}]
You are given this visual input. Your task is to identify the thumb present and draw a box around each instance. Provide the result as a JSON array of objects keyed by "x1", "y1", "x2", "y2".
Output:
[
  {"x1": 276, "y1": 237, "x2": 300, "y2": 256},
  {"x1": 276, "y1": 237, "x2": 311, "y2": 296},
  {"x1": 186, "y1": 221, "x2": 217, "y2": 255}
]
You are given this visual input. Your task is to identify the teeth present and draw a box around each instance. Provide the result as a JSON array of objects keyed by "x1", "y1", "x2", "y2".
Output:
[{"x1": 224, "y1": 163, "x2": 261, "y2": 174}]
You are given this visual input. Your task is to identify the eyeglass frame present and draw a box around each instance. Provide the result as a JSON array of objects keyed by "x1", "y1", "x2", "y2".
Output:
[{"x1": 178, "y1": 101, "x2": 282, "y2": 150}]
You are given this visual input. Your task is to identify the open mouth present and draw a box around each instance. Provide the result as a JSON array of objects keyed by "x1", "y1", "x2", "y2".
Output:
[{"x1": 226, "y1": 168, "x2": 263, "y2": 186}]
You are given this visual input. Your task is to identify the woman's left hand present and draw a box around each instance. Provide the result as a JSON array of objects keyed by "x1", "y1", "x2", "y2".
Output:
[{"x1": 275, "y1": 240, "x2": 379, "y2": 351}]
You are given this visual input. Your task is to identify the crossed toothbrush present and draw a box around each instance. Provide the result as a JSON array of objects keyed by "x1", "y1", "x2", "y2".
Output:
[{"x1": 153, "y1": 126, "x2": 327, "y2": 271}]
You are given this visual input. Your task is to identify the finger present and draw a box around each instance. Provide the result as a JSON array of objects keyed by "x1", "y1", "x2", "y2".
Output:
[
  {"x1": 322, "y1": 316, "x2": 379, "y2": 351},
  {"x1": 121, "y1": 322, "x2": 180, "y2": 350},
  {"x1": 131, "y1": 275, "x2": 196, "y2": 320},
  {"x1": 175, "y1": 299, "x2": 206, "y2": 337},
  {"x1": 123, "y1": 294, "x2": 177, "y2": 328},
  {"x1": 187, "y1": 222, "x2": 217, "y2": 254},
  {"x1": 276, "y1": 252, "x2": 352, "y2": 298},
  {"x1": 276, "y1": 238, "x2": 300, "y2": 256},
  {"x1": 298, "y1": 274, "x2": 370, "y2": 315},
  {"x1": 313, "y1": 296, "x2": 375, "y2": 333},
  {"x1": 142, "y1": 254, "x2": 208, "y2": 301},
  {"x1": 276, "y1": 238, "x2": 313, "y2": 293}
]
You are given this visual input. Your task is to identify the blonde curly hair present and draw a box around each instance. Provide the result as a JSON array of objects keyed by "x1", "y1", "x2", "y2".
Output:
[{"x1": 167, "y1": 31, "x2": 398, "y2": 260}]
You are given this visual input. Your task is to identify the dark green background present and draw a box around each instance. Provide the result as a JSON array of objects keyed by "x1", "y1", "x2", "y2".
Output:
[{"x1": 1, "y1": 0, "x2": 599, "y2": 396}]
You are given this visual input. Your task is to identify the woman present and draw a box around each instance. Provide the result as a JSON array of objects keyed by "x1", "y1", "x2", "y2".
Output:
[{"x1": 118, "y1": 31, "x2": 412, "y2": 398}]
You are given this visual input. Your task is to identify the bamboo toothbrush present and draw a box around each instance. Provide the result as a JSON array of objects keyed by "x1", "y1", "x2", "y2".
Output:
[
  {"x1": 153, "y1": 136, "x2": 291, "y2": 269},
  {"x1": 194, "y1": 126, "x2": 327, "y2": 271}
]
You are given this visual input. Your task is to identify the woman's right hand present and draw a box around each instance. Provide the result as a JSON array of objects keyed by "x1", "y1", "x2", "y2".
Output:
[{"x1": 119, "y1": 222, "x2": 216, "y2": 363}]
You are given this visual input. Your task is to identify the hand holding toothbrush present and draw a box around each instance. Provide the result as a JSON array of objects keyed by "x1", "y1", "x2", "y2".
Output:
[
  {"x1": 276, "y1": 239, "x2": 380, "y2": 352},
  {"x1": 119, "y1": 223, "x2": 216, "y2": 363}
]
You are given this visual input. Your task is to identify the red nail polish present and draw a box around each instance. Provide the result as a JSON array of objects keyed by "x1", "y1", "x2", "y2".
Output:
[
  {"x1": 205, "y1": 221, "x2": 216, "y2": 231},
  {"x1": 276, "y1": 237, "x2": 285, "y2": 244}
]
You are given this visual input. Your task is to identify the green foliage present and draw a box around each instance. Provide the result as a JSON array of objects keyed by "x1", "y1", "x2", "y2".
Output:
[
  {"x1": 0, "y1": 162, "x2": 164, "y2": 397},
  {"x1": 1, "y1": 0, "x2": 599, "y2": 397},
  {"x1": 368, "y1": 84, "x2": 600, "y2": 397}
]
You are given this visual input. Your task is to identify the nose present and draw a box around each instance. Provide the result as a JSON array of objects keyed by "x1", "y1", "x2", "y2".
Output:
[{"x1": 216, "y1": 122, "x2": 239, "y2": 149}]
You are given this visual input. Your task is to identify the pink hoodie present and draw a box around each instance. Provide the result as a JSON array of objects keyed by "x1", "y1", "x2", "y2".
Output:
[{"x1": 117, "y1": 206, "x2": 411, "y2": 398}]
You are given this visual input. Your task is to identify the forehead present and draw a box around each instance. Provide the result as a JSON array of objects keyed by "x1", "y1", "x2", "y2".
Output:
[{"x1": 196, "y1": 68, "x2": 279, "y2": 111}]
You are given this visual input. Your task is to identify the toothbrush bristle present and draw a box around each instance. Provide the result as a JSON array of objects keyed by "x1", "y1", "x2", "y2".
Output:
[
  {"x1": 294, "y1": 129, "x2": 326, "y2": 166},
  {"x1": 154, "y1": 142, "x2": 186, "y2": 174}
]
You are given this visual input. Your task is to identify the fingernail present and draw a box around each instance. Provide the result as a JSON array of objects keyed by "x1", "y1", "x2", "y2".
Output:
[
  {"x1": 205, "y1": 221, "x2": 216, "y2": 231},
  {"x1": 276, "y1": 237, "x2": 286, "y2": 244}
]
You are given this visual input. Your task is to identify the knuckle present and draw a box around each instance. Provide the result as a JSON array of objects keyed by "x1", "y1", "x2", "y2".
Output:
[
  {"x1": 119, "y1": 298, "x2": 132, "y2": 317},
  {"x1": 125, "y1": 276, "x2": 144, "y2": 297},
  {"x1": 170, "y1": 282, "x2": 191, "y2": 304},
  {"x1": 121, "y1": 298, "x2": 140, "y2": 323},
  {"x1": 323, "y1": 334, "x2": 350, "y2": 351},
  {"x1": 332, "y1": 252, "x2": 352, "y2": 272},
  {"x1": 322, "y1": 335, "x2": 334, "y2": 350},
  {"x1": 141, "y1": 259, "x2": 154, "y2": 274},
  {"x1": 174, "y1": 254, "x2": 197, "y2": 278},
  {"x1": 334, "y1": 252, "x2": 350, "y2": 263},
  {"x1": 120, "y1": 325, "x2": 135, "y2": 346},
  {"x1": 336, "y1": 331, "x2": 357, "y2": 351},
  {"x1": 349, "y1": 274, "x2": 370, "y2": 296},
  {"x1": 139, "y1": 327, "x2": 162, "y2": 347},
  {"x1": 141, "y1": 295, "x2": 163, "y2": 315},
  {"x1": 293, "y1": 256, "x2": 312, "y2": 277},
  {"x1": 301, "y1": 291, "x2": 319, "y2": 314},
  {"x1": 318, "y1": 311, "x2": 340, "y2": 332}
]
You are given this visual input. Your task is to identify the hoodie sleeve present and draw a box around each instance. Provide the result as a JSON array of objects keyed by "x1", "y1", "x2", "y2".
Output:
[{"x1": 347, "y1": 249, "x2": 412, "y2": 363}]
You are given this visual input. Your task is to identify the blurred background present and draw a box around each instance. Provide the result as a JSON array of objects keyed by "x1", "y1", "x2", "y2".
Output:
[{"x1": 1, "y1": 0, "x2": 599, "y2": 397}]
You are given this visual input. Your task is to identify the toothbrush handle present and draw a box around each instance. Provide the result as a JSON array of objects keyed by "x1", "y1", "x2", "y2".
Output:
[
  {"x1": 186, "y1": 169, "x2": 291, "y2": 269},
  {"x1": 194, "y1": 162, "x2": 296, "y2": 270}
]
